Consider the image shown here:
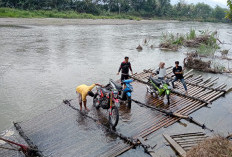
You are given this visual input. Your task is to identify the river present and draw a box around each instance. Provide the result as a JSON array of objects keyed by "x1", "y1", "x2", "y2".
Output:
[{"x1": 0, "y1": 19, "x2": 232, "y2": 156}]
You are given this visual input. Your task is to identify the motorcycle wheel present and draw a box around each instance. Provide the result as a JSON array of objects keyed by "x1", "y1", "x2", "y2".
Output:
[
  {"x1": 93, "y1": 93, "x2": 100, "y2": 109},
  {"x1": 109, "y1": 106, "x2": 119, "y2": 130},
  {"x1": 166, "y1": 94, "x2": 170, "y2": 105},
  {"x1": 127, "y1": 95, "x2": 132, "y2": 109},
  {"x1": 146, "y1": 85, "x2": 154, "y2": 96}
]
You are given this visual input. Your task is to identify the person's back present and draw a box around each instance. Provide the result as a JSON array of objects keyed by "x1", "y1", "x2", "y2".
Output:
[
  {"x1": 76, "y1": 83, "x2": 98, "y2": 111},
  {"x1": 157, "y1": 68, "x2": 166, "y2": 79},
  {"x1": 157, "y1": 62, "x2": 166, "y2": 80},
  {"x1": 76, "y1": 84, "x2": 96, "y2": 101}
]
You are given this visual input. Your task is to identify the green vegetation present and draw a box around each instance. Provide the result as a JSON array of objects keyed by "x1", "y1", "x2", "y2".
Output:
[
  {"x1": 0, "y1": 0, "x2": 230, "y2": 22},
  {"x1": 197, "y1": 44, "x2": 216, "y2": 56},
  {"x1": 0, "y1": 8, "x2": 141, "y2": 20},
  {"x1": 161, "y1": 32, "x2": 185, "y2": 45},
  {"x1": 186, "y1": 29, "x2": 196, "y2": 40},
  {"x1": 226, "y1": 0, "x2": 232, "y2": 20},
  {"x1": 160, "y1": 29, "x2": 220, "y2": 55}
]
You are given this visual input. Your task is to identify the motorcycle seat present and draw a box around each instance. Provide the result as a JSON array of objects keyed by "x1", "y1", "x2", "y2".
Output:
[
  {"x1": 101, "y1": 88, "x2": 111, "y2": 94},
  {"x1": 110, "y1": 80, "x2": 122, "y2": 91},
  {"x1": 150, "y1": 77, "x2": 162, "y2": 86}
]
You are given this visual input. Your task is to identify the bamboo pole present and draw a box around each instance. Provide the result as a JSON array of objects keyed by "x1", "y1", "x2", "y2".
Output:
[
  {"x1": 183, "y1": 69, "x2": 193, "y2": 77},
  {"x1": 198, "y1": 77, "x2": 212, "y2": 85},
  {"x1": 141, "y1": 117, "x2": 177, "y2": 138},
  {"x1": 184, "y1": 74, "x2": 194, "y2": 80},
  {"x1": 133, "y1": 116, "x2": 169, "y2": 139}
]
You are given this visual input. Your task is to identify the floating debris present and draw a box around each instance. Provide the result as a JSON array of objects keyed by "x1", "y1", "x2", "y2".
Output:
[
  {"x1": 136, "y1": 44, "x2": 143, "y2": 50},
  {"x1": 186, "y1": 136, "x2": 232, "y2": 157}
]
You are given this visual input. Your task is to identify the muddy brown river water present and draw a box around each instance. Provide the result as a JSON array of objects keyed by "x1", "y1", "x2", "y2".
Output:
[{"x1": 0, "y1": 19, "x2": 232, "y2": 156}]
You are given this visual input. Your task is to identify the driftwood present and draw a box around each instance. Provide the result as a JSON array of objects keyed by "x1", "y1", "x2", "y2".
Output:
[
  {"x1": 184, "y1": 56, "x2": 211, "y2": 70},
  {"x1": 184, "y1": 55, "x2": 232, "y2": 74},
  {"x1": 159, "y1": 43, "x2": 178, "y2": 51},
  {"x1": 136, "y1": 44, "x2": 143, "y2": 50},
  {"x1": 184, "y1": 35, "x2": 211, "y2": 47}
]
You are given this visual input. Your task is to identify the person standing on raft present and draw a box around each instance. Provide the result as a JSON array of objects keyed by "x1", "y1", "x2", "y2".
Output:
[
  {"x1": 76, "y1": 83, "x2": 101, "y2": 111},
  {"x1": 117, "y1": 56, "x2": 133, "y2": 84},
  {"x1": 172, "y1": 61, "x2": 188, "y2": 95}
]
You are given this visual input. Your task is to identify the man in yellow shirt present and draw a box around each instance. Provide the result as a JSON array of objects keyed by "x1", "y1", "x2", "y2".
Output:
[{"x1": 76, "y1": 83, "x2": 101, "y2": 111}]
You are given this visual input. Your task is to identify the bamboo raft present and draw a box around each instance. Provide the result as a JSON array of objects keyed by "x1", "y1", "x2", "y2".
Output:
[
  {"x1": 127, "y1": 67, "x2": 231, "y2": 155},
  {"x1": 3, "y1": 67, "x2": 230, "y2": 157},
  {"x1": 163, "y1": 132, "x2": 208, "y2": 157}
]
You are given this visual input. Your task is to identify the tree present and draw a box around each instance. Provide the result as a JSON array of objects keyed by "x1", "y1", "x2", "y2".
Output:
[
  {"x1": 213, "y1": 5, "x2": 226, "y2": 20},
  {"x1": 194, "y1": 3, "x2": 212, "y2": 20},
  {"x1": 226, "y1": 0, "x2": 232, "y2": 20},
  {"x1": 156, "y1": 0, "x2": 171, "y2": 16}
]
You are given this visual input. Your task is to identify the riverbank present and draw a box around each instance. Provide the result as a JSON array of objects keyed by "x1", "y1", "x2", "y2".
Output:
[
  {"x1": 0, "y1": 8, "x2": 229, "y2": 24},
  {"x1": 0, "y1": 8, "x2": 142, "y2": 20}
]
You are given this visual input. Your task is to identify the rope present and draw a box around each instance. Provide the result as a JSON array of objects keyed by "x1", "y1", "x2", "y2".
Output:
[
  {"x1": 131, "y1": 99, "x2": 214, "y2": 132},
  {"x1": 0, "y1": 145, "x2": 20, "y2": 151},
  {"x1": 63, "y1": 99, "x2": 154, "y2": 156}
]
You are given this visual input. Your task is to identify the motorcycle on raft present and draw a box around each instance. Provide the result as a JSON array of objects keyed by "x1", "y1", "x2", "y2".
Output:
[
  {"x1": 93, "y1": 81, "x2": 120, "y2": 129},
  {"x1": 109, "y1": 79, "x2": 133, "y2": 109},
  {"x1": 146, "y1": 75, "x2": 172, "y2": 105}
]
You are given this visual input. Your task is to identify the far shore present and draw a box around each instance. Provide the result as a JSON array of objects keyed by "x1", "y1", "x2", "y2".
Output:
[{"x1": 0, "y1": 18, "x2": 179, "y2": 26}]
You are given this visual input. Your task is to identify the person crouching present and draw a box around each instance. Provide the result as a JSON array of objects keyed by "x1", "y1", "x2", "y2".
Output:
[{"x1": 76, "y1": 83, "x2": 101, "y2": 111}]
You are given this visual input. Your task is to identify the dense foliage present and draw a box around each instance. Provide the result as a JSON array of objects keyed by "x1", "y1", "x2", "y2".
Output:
[
  {"x1": 226, "y1": 0, "x2": 232, "y2": 20},
  {"x1": 0, "y1": 0, "x2": 229, "y2": 22}
]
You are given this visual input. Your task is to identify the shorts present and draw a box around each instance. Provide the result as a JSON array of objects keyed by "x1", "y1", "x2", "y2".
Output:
[
  {"x1": 121, "y1": 74, "x2": 129, "y2": 82},
  {"x1": 77, "y1": 92, "x2": 82, "y2": 103}
]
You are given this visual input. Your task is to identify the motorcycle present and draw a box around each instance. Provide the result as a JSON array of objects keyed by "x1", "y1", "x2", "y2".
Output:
[
  {"x1": 146, "y1": 76, "x2": 172, "y2": 105},
  {"x1": 93, "y1": 85, "x2": 119, "y2": 129},
  {"x1": 109, "y1": 79, "x2": 133, "y2": 109}
]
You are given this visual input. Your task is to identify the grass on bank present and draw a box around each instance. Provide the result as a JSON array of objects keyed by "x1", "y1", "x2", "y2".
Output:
[
  {"x1": 0, "y1": 8, "x2": 141, "y2": 20},
  {"x1": 1, "y1": 8, "x2": 230, "y2": 23}
]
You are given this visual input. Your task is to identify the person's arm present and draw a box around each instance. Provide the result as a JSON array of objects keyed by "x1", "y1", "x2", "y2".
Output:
[
  {"x1": 164, "y1": 68, "x2": 167, "y2": 77},
  {"x1": 173, "y1": 67, "x2": 175, "y2": 74},
  {"x1": 95, "y1": 83, "x2": 102, "y2": 87},
  {"x1": 117, "y1": 63, "x2": 122, "y2": 75},
  {"x1": 179, "y1": 66, "x2": 183, "y2": 74},
  {"x1": 180, "y1": 66, "x2": 184, "y2": 74},
  {"x1": 129, "y1": 62, "x2": 133, "y2": 75},
  {"x1": 88, "y1": 84, "x2": 96, "y2": 91}
]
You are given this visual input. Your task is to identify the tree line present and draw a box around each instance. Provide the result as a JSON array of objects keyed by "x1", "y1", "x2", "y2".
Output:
[{"x1": 0, "y1": 0, "x2": 230, "y2": 22}]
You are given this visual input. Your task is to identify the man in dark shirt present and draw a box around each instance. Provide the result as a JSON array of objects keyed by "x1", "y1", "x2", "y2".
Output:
[
  {"x1": 117, "y1": 56, "x2": 133, "y2": 83},
  {"x1": 172, "y1": 61, "x2": 188, "y2": 94}
]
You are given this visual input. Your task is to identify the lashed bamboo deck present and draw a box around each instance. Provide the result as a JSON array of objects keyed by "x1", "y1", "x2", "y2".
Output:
[
  {"x1": 126, "y1": 67, "x2": 230, "y2": 155},
  {"x1": 5, "y1": 67, "x2": 230, "y2": 157},
  {"x1": 163, "y1": 132, "x2": 208, "y2": 157}
]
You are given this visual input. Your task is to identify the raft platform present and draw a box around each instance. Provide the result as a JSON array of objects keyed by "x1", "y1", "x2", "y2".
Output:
[{"x1": 1, "y1": 67, "x2": 231, "y2": 157}]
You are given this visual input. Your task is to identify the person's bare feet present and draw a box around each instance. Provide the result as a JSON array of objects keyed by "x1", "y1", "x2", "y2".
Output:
[{"x1": 85, "y1": 108, "x2": 90, "y2": 112}]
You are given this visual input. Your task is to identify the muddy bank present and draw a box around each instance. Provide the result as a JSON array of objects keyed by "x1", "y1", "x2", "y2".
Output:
[{"x1": 0, "y1": 18, "x2": 178, "y2": 26}]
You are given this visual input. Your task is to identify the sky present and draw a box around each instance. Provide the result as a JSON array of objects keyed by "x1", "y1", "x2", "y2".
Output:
[{"x1": 171, "y1": 0, "x2": 228, "y2": 8}]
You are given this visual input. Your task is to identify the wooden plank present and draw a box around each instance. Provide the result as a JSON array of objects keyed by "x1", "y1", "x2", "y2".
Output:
[
  {"x1": 171, "y1": 132, "x2": 205, "y2": 138},
  {"x1": 163, "y1": 134, "x2": 186, "y2": 157}
]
